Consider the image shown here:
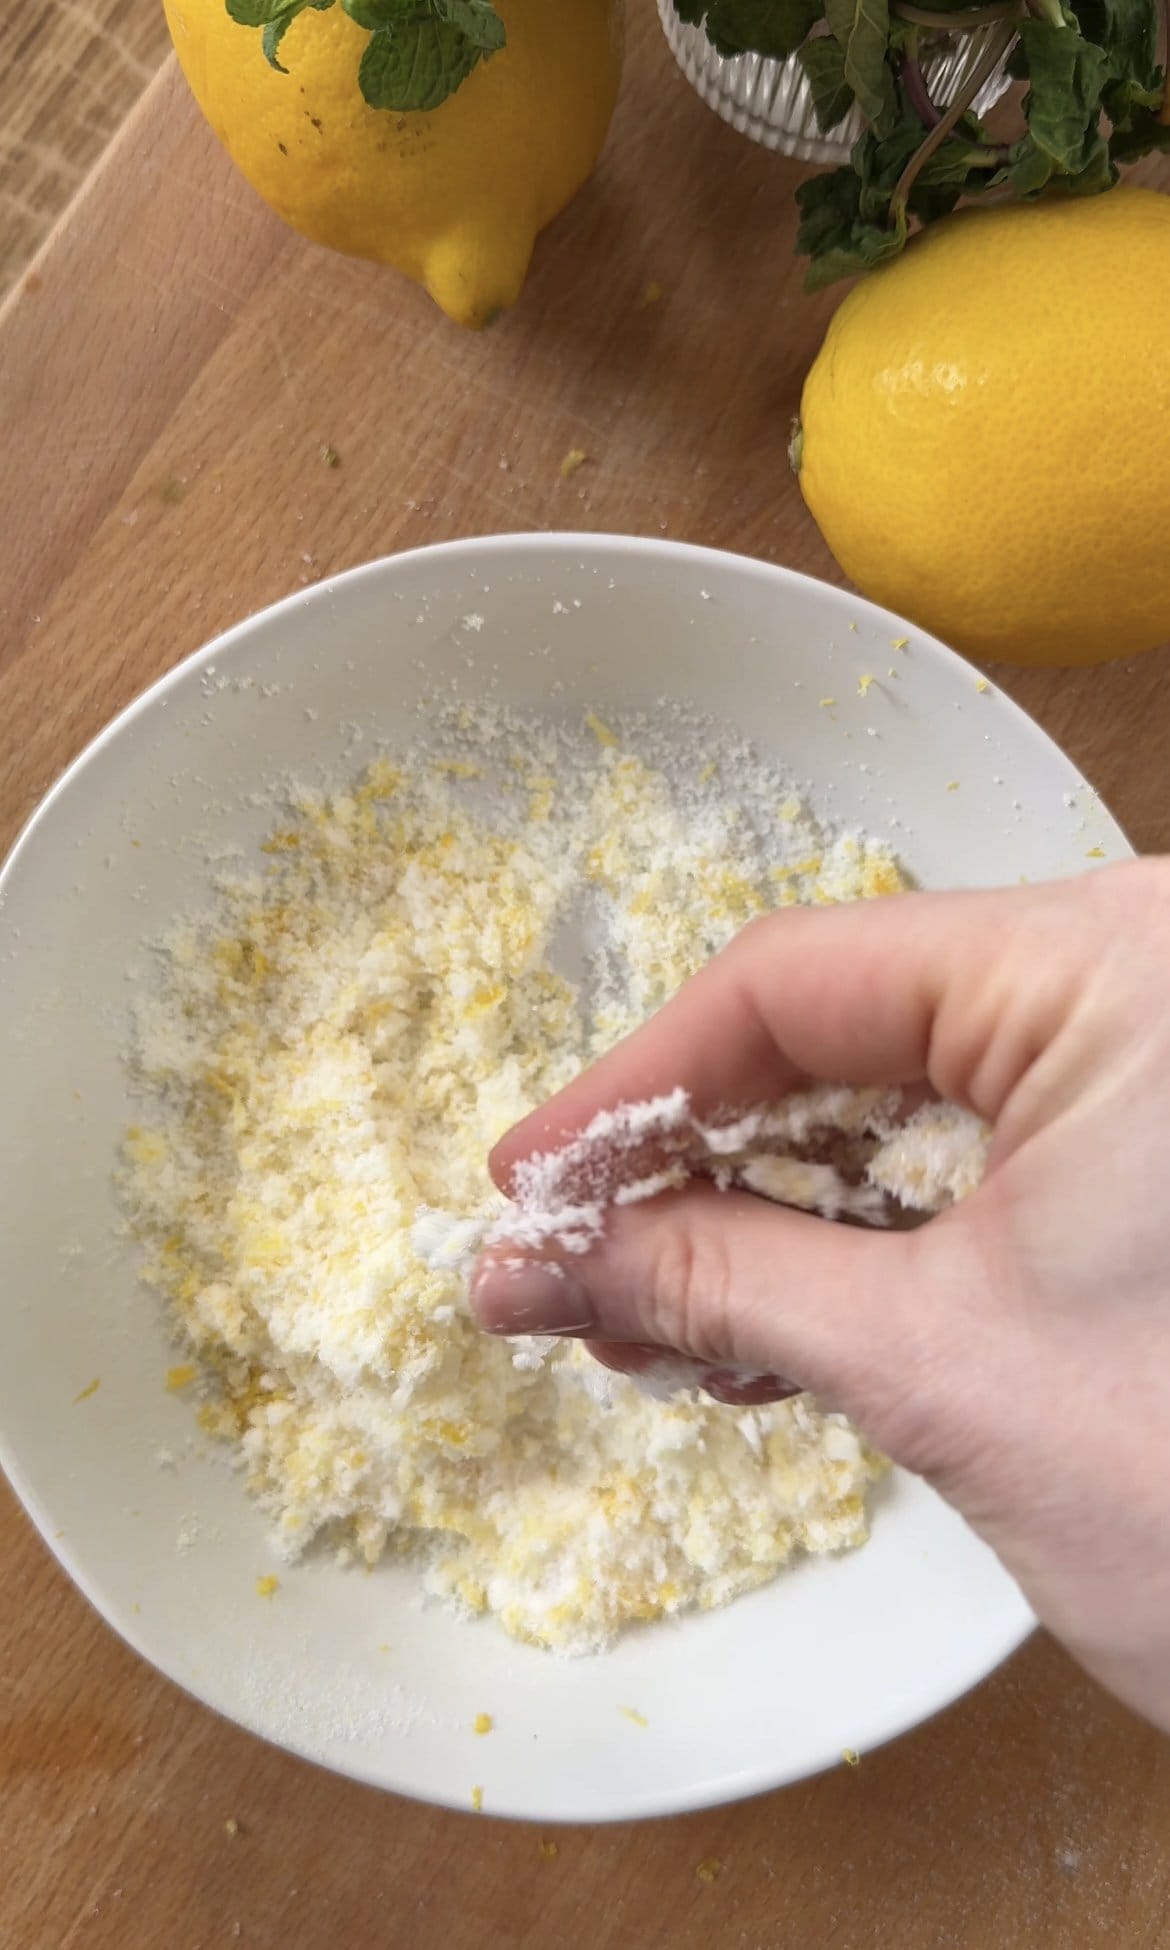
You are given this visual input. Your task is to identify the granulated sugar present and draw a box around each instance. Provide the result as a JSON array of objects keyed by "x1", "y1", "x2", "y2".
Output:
[{"x1": 120, "y1": 704, "x2": 985, "y2": 1653}]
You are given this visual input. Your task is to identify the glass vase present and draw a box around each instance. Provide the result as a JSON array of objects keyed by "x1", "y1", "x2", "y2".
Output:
[{"x1": 658, "y1": 0, "x2": 1014, "y2": 165}]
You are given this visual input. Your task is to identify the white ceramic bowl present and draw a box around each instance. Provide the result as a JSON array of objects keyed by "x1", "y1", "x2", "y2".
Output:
[{"x1": 0, "y1": 535, "x2": 1128, "y2": 1822}]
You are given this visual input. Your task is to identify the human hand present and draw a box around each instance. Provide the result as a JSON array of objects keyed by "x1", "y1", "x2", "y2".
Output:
[{"x1": 473, "y1": 860, "x2": 1170, "y2": 1732}]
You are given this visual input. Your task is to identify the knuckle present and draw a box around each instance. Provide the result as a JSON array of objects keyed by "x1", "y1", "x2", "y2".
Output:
[{"x1": 644, "y1": 1210, "x2": 738, "y2": 1365}]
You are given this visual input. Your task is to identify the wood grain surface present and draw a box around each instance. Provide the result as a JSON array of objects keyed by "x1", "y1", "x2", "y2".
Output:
[
  {"x1": 3, "y1": 17, "x2": 1170, "y2": 1948},
  {"x1": 0, "y1": 0, "x2": 169, "y2": 297}
]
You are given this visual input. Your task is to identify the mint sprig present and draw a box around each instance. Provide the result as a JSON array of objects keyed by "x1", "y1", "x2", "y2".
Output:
[
  {"x1": 677, "y1": 0, "x2": 1170, "y2": 285},
  {"x1": 227, "y1": 0, "x2": 504, "y2": 107}
]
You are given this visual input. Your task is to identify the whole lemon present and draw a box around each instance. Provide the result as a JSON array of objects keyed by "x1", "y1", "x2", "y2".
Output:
[
  {"x1": 795, "y1": 188, "x2": 1170, "y2": 667},
  {"x1": 164, "y1": 0, "x2": 623, "y2": 327}
]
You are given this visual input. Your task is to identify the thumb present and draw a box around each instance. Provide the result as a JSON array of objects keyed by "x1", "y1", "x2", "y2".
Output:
[{"x1": 473, "y1": 1181, "x2": 969, "y2": 1459}]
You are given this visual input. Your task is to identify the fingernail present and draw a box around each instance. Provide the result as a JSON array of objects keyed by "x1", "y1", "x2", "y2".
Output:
[
  {"x1": 472, "y1": 1260, "x2": 596, "y2": 1337},
  {"x1": 702, "y1": 1370, "x2": 802, "y2": 1406}
]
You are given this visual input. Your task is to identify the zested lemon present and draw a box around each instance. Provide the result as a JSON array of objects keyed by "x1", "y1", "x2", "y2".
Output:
[{"x1": 165, "y1": 0, "x2": 623, "y2": 327}]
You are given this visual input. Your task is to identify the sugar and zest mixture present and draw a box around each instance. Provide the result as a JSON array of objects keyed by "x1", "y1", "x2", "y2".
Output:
[{"x1": 122, "y1": 707, "x2": 984, "y2": 1653}]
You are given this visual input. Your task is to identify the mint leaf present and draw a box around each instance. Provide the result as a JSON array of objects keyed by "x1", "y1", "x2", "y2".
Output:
[
  {"x1": 342, "y1": 0, "x2": 416, "y2": 26},
  {"x1": 801, "y1": 221, "x2": 906, "y2": 291},
  {"x1": 1057, "y1": 129, "x2": 1117, "y2": 188},
  {"x1": 1015, "y1": 20, "x2": 1109, "y2": 170},
  {"x1": 825, "y1": 0, "x2": 896, "y2": 133},
  {"x1": 1074, "y1": 0, "x2": 1159, "y2": 87},
  {"x1": 853, "y1": 123, "x2": 917, "y2": 222},
  {"x1": 1109, "y1": 103, "x2": 1170, "y2": 160},
  {"x1": 1102, "y1": 69, "x2": 1164, "y2": 125},
  {"x1": 697, "y1": 0, "x2": 823, "y2": 59},
  {"x1": 439, "y1": 0, "x2": 505, "y2": 50},
  {"x1": 1077, "y1": 0, "x2": 1164, "y2": 129},
  {"x1": 855, "y1": 114, "x2": 975, "y2": 218},
  {"x1": 358, "y1": 19, "x2": 482, "y2": 108},
  {"x1": 798, "y1": 36, "x2": 855, "y2": 132},
  {"x1": 1008, "y1": 123, "x2": 1113, "y2": 193},
  {"x1": 795, "y1": 162, "x2": 862, "y2": 260},
  {"x1": 795, "y1": 165, "x2": 907, "y2": 289},
  {"x1": 256, "y1": 0, "x2": 331, "y2": 64},
  {"x1": 801, "y1": 238, "x2": 897, "y2": 290},
  {"x1": 227, "y1": 0, "x2": 301, "y2": 25},
  {"x1": 259, "y1": 0, "x2": 327, "y2": 63},
  {"x1": 1005, "y1": 133, "x2": 1058, "y2": 195},
  {"x1": 263, "y1": 13, "x2": 295, "y2": 64}
]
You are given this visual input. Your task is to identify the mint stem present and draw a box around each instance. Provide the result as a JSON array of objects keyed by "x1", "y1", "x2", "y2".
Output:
[
  {"x1": 899, "y1": 49, "x2": 942, "y2": 127},
  {"x1": 889, "y1": 16, "x2": 1020, "y2": 225}
]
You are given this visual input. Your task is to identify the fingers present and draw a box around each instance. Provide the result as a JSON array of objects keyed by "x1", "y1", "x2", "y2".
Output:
[
  {"x1": 588, "y1": 1342, "x2": 801, "y2": 1406},
  {"x1": 490, "y1": 878, "x2": 1094, "y2": 1195},
  {"x1": 473, "y1": 1181, "x2": 928, "y2": 1422}
]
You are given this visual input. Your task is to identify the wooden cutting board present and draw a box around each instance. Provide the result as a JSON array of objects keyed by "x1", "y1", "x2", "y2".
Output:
[
  {"x1": 3, "y1": 17, "x2": 1170, "y2": 1948},
  {"x1": 0, "y1": 0, "x2": 169, "y2": 298}
]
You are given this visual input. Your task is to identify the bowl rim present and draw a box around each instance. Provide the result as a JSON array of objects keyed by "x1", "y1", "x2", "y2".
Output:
[{"x1": 3, "y1": 526, "x2": 1119, "y2": 878}]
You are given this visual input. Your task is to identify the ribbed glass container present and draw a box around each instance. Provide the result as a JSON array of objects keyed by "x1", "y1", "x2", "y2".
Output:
[{"x1": 658, "y1": 1, "x2": 1014, "y2": 164}]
